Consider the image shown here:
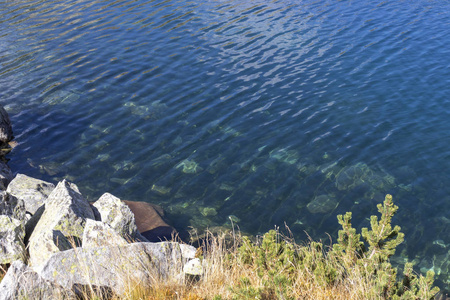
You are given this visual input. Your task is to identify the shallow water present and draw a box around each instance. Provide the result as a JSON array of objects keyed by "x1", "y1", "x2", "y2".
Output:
[{"x1": 1, "y1": 0, "x2": 449, "y2": 289}]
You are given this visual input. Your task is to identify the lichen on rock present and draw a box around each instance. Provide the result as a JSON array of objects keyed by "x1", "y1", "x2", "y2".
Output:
[
  {"x1": 27, "y1": 180, "x2": 95, "y2": 269},
  {"x1": 6, "y1": 173, "x2": 55, "y2": 216},
  {"x1": 0, "y1": 216, "x2": 26, "y2": 264},
  {"x1": 92, "y1": 192, "x2": 139, "y2": 241}
]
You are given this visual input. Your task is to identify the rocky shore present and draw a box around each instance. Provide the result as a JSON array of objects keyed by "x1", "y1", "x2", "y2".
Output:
[{"x1": 0, "y1": 105, "x2": 202, "y2": 299}]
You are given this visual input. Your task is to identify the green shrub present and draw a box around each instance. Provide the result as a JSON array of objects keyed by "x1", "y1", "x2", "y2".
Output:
[{"x1": 234, "y1": 194, "x2": 440, "y2": 300}]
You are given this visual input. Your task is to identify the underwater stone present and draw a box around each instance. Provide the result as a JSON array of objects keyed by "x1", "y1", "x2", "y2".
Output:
[
  {"x1": 96, "y1": 153, "x2": 110, "y2": 162},
  {"x1": 38, "y1": 161, "x2": 63, "y2": 176},
  {"x1": 123, "y1": 200, "x2": 176, "y2": 242},
  {"x1": 335, "y1": 162, "x2": 372, "y2": 191},
  {"x1": 200, "y1": 207, "x2": 217, "y2": 217},
  {"x1": 172, "y1": 136, "x2": 183, "y2": 145},
  {"x1": 125, "y1": 100, "x2": 168, "y2": 120},
  {"x1": 176, "y1": 159, "x2": 201, "y2": 174},
  {"x1": 42, "y1": 89, "x2": 80, "y2": 106},
  {"x1": 306, "y1": 195, "x2": 338, "y2": 214},
  {"x1": 151, "y1": 184, "x2": 171, "y2": 195},
  {"x1": 269, "y1": 148, "x2": 299, "y2": 165}
]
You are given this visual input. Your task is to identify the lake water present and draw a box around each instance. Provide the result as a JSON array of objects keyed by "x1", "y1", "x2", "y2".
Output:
[{"x1": 1, "y1": 0, "x2": 449, "y2": 290}]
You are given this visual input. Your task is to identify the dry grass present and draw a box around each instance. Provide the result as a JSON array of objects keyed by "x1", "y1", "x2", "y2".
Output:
[
  {"x1": 2, "y1": 196, "x2": 440, "y2": 299},
  {"x1": 106, "y1": 230, "x2": 383, "y2": 300},
  {"x1": 0, "y1": 230, "x2": 439, "y2": 300},
  {"x1": 106, "y1": 224, "x2": 439, "y2": 300}
]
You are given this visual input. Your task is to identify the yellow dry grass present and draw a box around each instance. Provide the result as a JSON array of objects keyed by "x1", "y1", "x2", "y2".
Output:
[{"x1": 104, "y1": 231, "x2": 387, "y2": 300}]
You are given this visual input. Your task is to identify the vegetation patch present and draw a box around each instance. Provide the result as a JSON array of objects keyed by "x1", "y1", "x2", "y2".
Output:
[{"x1": 114, "y1": 195, "x2": 439, "y2": 299}]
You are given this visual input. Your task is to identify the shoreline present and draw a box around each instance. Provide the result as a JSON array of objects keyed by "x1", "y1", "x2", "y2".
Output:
[{"x1": 0, "y1": 105, "x2": 445, "y2": 299}]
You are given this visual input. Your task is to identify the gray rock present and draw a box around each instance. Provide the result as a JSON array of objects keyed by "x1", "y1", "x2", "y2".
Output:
[
  {"x1": 38, "y1": 242, "x2": 184, "y2": 296},
  {"x1": 82, "y1": 219, "x2": 128, "y2": 248},
  {"x1": 0, "y1": 191, "x2": 26, "y2": 221},
  {"x1": 0, "y1": 161, "x2": 13, "y2": 191},
  {"x1": 27, "y1": 180, "x2": 95, "y2": 269},
  {"x1": 179, "y1": 244, "x2": 197, "y2": 259},
  {"x1": 0, "y1": 105, "x2": 13, "y2": 144},
  {"x1": 0, "y1": 216, "x2": 25, "y2": 264},
  {"x1": 92, "y1": 193, "x2": 139, "y2": 241},
  {"x1": 0, "y1": 260, "x2": 75, "y2": 300},
  {"x1": 183, "y1": 258, "x2": 203, "y2": 276},
  {"x1": 6, "y1": 174, "x2": 55, "y2": 216}
]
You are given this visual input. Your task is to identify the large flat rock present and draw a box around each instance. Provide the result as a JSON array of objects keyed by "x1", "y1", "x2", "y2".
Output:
[{"x1": 38, "y1": 242, "x2": 185, "y2": 296}]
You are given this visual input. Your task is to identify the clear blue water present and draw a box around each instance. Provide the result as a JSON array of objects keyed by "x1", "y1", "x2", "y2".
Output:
[{"x1": 1, "y1": 0, "x2": 449, "y2": 289}]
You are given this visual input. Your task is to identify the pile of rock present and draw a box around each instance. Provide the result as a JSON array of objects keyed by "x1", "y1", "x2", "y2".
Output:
[
  {"x1": 0, "y1": 175, "x2": 202, "y2": 298},
  {"x1": 0, "y1": 106, "x2": 202, "y2": 299}
]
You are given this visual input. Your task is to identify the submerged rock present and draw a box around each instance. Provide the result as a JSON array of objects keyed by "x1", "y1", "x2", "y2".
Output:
[
  {"x1": 176, "y1": 159, "x2": 202, "y2": 174},
  {"x1": 269, "y1": 148, "x2": 299, "y2": 165},
  {"x1": 27, "y1": 180, "x2": 95, "y2": 269},
  {"x1": 151, "y1": 184, "x2": 172, "y2": 195},
  {"x1": 0, "y1": 216, "x2": 26, "y2": 264},
  {"x1": 200, "y1": 207, "x2": 218, "y2": 217},
  {"x1": 42, "y1": 89, "x2": 80, "y2": 106},
  {"x1": 0, "y1": 260, "x2": 75, "y2": 300},
  {"x1": 335, "y1": 162, "x2": 372, "y2": 191},
  {"x1": 37, "y1": 161, "x2": 64, "y2": 176},
  {"x1": 307, "y1": 194, "x2": 338, "y2": 214},
  {"x1": 124, "y1": 100, "x2": 168, "y2": 120},
  {"x1": 123, "y1": 200, "x2": 176, "y2": 242}
]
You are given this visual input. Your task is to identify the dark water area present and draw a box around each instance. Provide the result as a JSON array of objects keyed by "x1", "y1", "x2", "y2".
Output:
[{"x1": 1, "y1": 0, "x2": 449, "y2": 289}]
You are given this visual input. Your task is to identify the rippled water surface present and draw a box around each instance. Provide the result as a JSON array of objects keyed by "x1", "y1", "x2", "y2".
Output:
[{"x1": 1, "y1": 0, "x2": 449, "y2": 289}]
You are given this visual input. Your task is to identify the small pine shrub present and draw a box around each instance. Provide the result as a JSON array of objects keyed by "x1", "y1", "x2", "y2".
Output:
[
  {"x1": 236, "y1": 230, "x2": 298, "y2": 299},
  {"x1": 331, "y1": 194, "x2": 439, "y2": 299},
  {"x1": 234, "y1": 194, "x2": 440, "y2": 300}
]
